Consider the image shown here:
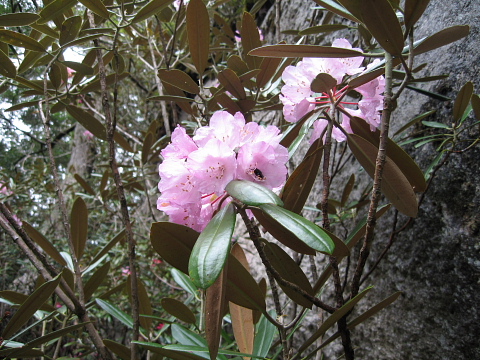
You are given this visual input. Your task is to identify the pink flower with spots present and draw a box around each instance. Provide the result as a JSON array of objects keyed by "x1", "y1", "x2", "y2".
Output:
[
  {"x1": 280, "y1": 39, "x2": 385, "y2": 143},
  {"x1": 157, "y1": 111, "x2": 288, "y2": 231}
]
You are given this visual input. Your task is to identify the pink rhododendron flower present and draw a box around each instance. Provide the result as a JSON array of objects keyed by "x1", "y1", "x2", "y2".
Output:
[
  {"x1": 280, "y1": 39, "x2": 385, "y2": 143},
  {"x1": 83, "y1": 130, "x2": 94, "y2": 140},
  {"x1": 157, "y1": 111, "x2": 288, "y2": 231}
]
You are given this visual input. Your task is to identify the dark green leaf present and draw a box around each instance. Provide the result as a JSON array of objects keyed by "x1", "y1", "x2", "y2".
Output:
[
  {"x1": 26, "y1": 323, "x2": 87, "y2": 347},
  {"x1": 453, "y1": 81, "x2": 473, "y2": 122},
  {"x1": 471, "y1": 94, "x2": 480, "y2": 121},
  {"x1": 90, "y1": 228, "x2": 125, "y2": 265},
  {"x1": 404, "y1": 0, "x2": 430, "y2": 35},
  {"x1": 218, "y1": 68, "x2": 247, "y2": 99},
  {"x1": 311, "y1": 73, "x2": 337, "y2": 93},
  {"x1": 161, "y1": 298, "x2": 196, "y2": 324},
  {"x1": 0, "y1": 50, "x2": 17, "y2": 78},
  {"x1": 23, "y1": 221, "x2": 67, "y2": 266},
  {"x1": 0, "y1": 290, "x2": 55, "y2": 312},
  {"x1": 350, "y1": 118, "x2": 427, "y2": 192},
  {"x1": 66, "y1": 104, "x2": 106, "y2": 140},
  {"x1": 406, "y1": 85, "x2": 451, "y2": 101},
  {"x1": 78, "y1": 0, "x2": 110, "y2": 18},
  {"x1": 226, "y1": 180, "x2": 283, "y2": 207},
  {"x1": 341, "y1": 174, "x2": 355, "y2": 207},
  {"x1": 186, "y1": 0, "x2": 210, "y2": 75},
  {"x1": 189, "y1": 204, "x2": 235, "y2": 289},
  {"x1": 256, "y1": 51, "x2": 283, "y2": 89},
  {"x1": 249, "y1": 44, "x2": 363, "y2": 58},
  {"x1": 299, "y1": 24, "x2": 349, "y2": 35},
  {"x1": 360, "y1": 0, "x2": 404, "y2": 55},
  {"x1": 150, "y1": 222, "x2": 199, "y2": 274},
  {"x1": 0, "y1": 30, "x2": 45, "y2": 52},
  {"x1": 258, "y1": 204, "x2": 335, "y2": 254},
  {"x1": 421, "y1": 121, "x2": 450, "y2": 129},
  {"x1": 84, "y1": 261, "x2": 110, "y2": 301},
  {"x1": 59, "y1": 16, "x2": 82, "y2": 46},
  {"x1": 38, "y1": 0, "x2": 78, "y2": 24},
  {"x1": 252, "y1": 312, "x2": 276, "y2": 358},
  {"x1": 61, "y1": 33, "x2": 105, "y2": 48},
  {"x1": 74, "y1": 173, "x2": 96, "y2": 195},
  {"x1": 298, "y1": 287, "x2": 372, "y2": 354},
  {"x1": 281, "y1": 139, "x2": 323, "y2": 214},
  {"x1": 96, "y1": 298, "x2": 133, "y2": 328},
  {"x1": 127, "y1": 277, "x2": 153, "y2": 330},
  {"x1": 134, "y1": 342, "x2": 209, "y2": 360},
  {"x1": 393, "y1": 110, "x2": 436, "y2": 136},
  {"x1": 171, "y1": 268, "x2": 198, "y2": 296},
  {"x1": 264, "y1": 242, "x2": 314, "y2": 308},
  {"x1": 2, "y1": 274, "x2": 61, "y2": 339},
  {"x1": 70, "y1": 197, "x2": 88, "y2": 260},
  {"x1": 62, "y1": 61, "x2": 94, "y2": 75},
  {"x1": 158, "y1": 69, "x2": 200, "y2": 94},
  {"x1": 414, "y1": 25, "x2": 470, "y2": 55},
  {"x1": 0, "y1": 12, "x2": 40, "y2": 26},
  {"x1": 131, "y1": 0, "x2": 174, "y2": 23},
  {"x1": 312, "y1": 0, "x2": 361, "y2": 23},
  {"x1": 240, "y1": 12, "x2": 262, "y2": 70},
  {"x1": 347, "y1": 134, "x2": 418, "y2": 217},
  {"x1": 103, "y1": 339, "x2": 131, "y2": 360}
]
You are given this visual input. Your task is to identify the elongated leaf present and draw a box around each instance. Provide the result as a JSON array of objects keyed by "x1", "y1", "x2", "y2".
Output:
[
  {"x1": 158, "y1": 69, "x2": 200, "y2": 94},
  {"x1": 298, "y1": 287, "x2": 373, "y2": 354},
  {"x1": 0, "y1": 30, "x2": 45, "y2": 52},
  {"x1": 22, "y1": 221, "x2": 67, "y2": 266},
  {"x1": 171, "y1": 324, "x2": 208, "y2": 350},
  {"x1": 62, "y1": 61, "x2": 94, "y2": 75},
  {"x1": 17, "y1": 36, "x2": 55, "y2": 74},
  {"x1": 256, "y1": 52, "x2": 283, "y2": 89},
  {"x1": 227, "y1": 55, "x2": 249, "y2": 75},
  {"x1": 142, "y1": 132, "x2": 153, "y2": 164},
  {"x1": 226, "y1": 255, "x2": 266, "y2": 311},
  {"x1": 350, "y1": 118, "x2": 427, "y2": 192},
  {"x1": 38, "y1": 0, "x2": 78, "y2": 24},
  {"x1": 253, "y1": 312, "x2": 276, "y2": 358},
  {"x1": 258, "y1": 203, "x2": 335, "y2": 254},
  {"x1": 229, "y1": 245, "x2": 254, "y2": 360},
  {"x1": 341, "y1": 174, "x2": 355, "y2": 206},
  {"x1": 189, "y1": 204, "x2": 235, "y2": 289},
  {"x1": 251, "y1": 207, "x2": 315, "y2": 254},
  {"x1": 134, "y1": 342, "x2": 209, "y2": 360},
  {"x1": 249, "y1": 44, "x2": 363, "y2": 58},
  {"x1": 186, "y1": 0, "x2": 210, "y2": 75},
  {"x1": 171, "y1": 268, "x2": 198, "y2": 296},
  {"x1": 150, "y1": 222, "x2": 199, "y2": 274},
  {"x1": 319, "y1": 291, "x2": 402, "y2": 350},
  {"x1": 90, "y1": 228, "x2": 125, "y2": 265},
  {"x1": 131, "y1": 0, "x2": 174, "y2": 23},
  {"x1": 70, "y1": 197, "x2": 88, "y2": 260},
  {"x1": 282, "y1": 139, "x2": 323, "y2": 214},
  {"x1": 453, "y1": 81, "x2": 473, "y2": 122},
  {"x1": 218, "y1": 69, "x2": 246, "y2": 99},
  {"x1": 74, "y1": 173, "x2": 95, "y2": 195},
  {"x1": 84, "y1": 261, "x2": 110, "y2": 301},
  {"x1": 66, "y1": 105, "x2": 106, "y2": 140},
  {"x1": 414, "y1": 25, "x2": 470, "y2": 55},
  {"x1": 312, "y1": 0, "x2": 361, "y2": 23},
  {"x1": 148, "y1": 95, "x2": 196, "y2": 103},
  {"x1": 404, "y1": 0, "x2": 430, "y2": 35},
  {"x1": 2, "y1": 274, "x2": 61, "y2": 339},
  {"x1": 59, "y1": 16, "x2": 82, "y2": 46},
  {"x1": 78, "y1": 0, "x2": 110, "y2": 18},
  {"x1": 348, "y1": 134, "x2": 418, "y2": 217},
  {"x1": 96, "y1": 298, "x2": 133, "y2": 328},
  {"x1": 240, "y1": 12, "x2": 262, "y2": 70},
  {"x1": 393, "y1": 110, "x2": 436, "y2": 136},
  {"x1": 113, "y1": 131, "x2": 134, "y2": 153},
  {"x1": 471, "y1": 94, "x2": 480, "y2": 121},
  {"x1": 0, "y1": 12, "x2": 40, "y2": 26},
  {"x1": 360, "y1": 0, "x2": 404, "y2": 55},
  {"x1": 264, "y1": 242, "x2": 314, "y2": 308},
  {"x1": 79, "y1": 72, "x2": 129, "y2": 93},
  {"x1": 103, "y1": 339, "x2": 131, "y2": 360},
  {"x1": 0, "y1": 347, "x2": 44, "y2": 358},
  {"x1": 0, "y1": 291, "x2": 55, "y2": 312},
  {"x1": 26, "y1": 323, "x2": 87, "y2": 347},
  {"x1": 226, "y1": 180, "x2": 283, "y2": 207},
  {"x1": 61, "y1": 33, "x2": 105, "y2": 48},
  {"x1": 0, "y1": 48, "x2": 17, "y2": 78},
  {"x1": 147, "y1": 343, "x2": 262, "y2": 359},
  {"x1": 161, "y1": 298, "x2": 196, "y2": 324},
  {"x1": 205, "y1": 268, "x2": 227, "y2": 360}
]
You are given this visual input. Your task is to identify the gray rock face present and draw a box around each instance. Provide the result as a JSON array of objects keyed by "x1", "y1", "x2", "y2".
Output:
[{"x1": 259, "y1": 0, "x2": 480, "y2": 358}]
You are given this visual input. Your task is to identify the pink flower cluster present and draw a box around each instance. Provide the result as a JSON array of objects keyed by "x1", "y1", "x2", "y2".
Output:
[
  {"x1": 157, "y1": 111, "x2": 289, "y2": 231},
  {"x1": 280, "y1": 39, "x2": 385, "y2": 143}
]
